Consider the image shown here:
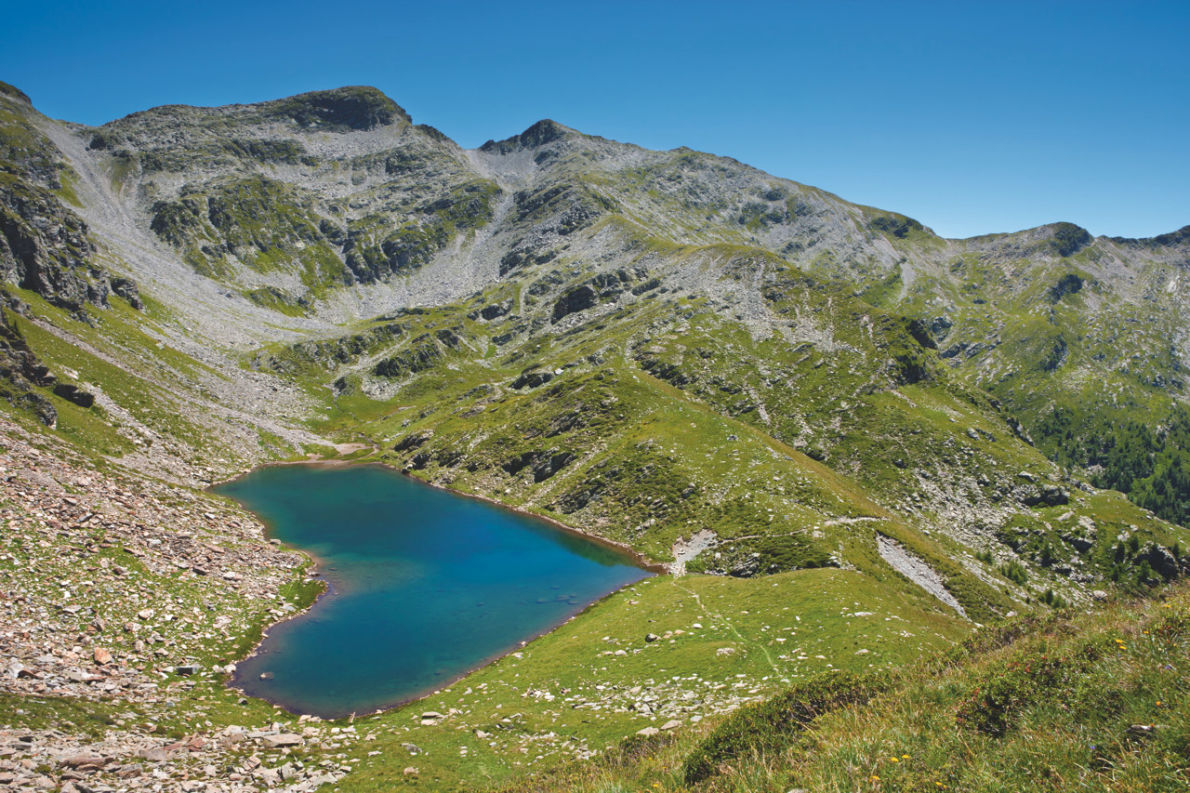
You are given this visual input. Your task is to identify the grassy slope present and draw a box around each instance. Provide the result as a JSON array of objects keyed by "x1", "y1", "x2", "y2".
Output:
[
  {"x1": 480, "y1": 582, "x2": 1190, "y2": 793},
  {"x1": 0, "y1": 281, "x2": 975, "y2": 792}
]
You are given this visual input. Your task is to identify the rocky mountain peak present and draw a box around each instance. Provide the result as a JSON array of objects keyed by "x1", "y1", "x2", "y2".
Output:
[
  {"x1": 1045, "y1": 221, "x2": 1093, "y2": 257},
  {"x1": 267, "y1": 85, "x2": 410, "y2": 131},
  {"x1": 479, "y1": 119, "x2": 575, "y2": 154}
]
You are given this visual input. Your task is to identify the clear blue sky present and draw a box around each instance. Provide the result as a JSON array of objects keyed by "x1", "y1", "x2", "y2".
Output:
[{"x1": 3, "y1": 0, "x2": 1187, "y2": 238}]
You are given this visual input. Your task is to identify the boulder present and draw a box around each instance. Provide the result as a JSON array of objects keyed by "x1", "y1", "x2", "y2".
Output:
[
  {"x1": 551, "y1": 284, "x2": 598, "y2": 322},
  {"x1": 511, "y1": 368, "x2": 553, "y2": 389},
  {"x1": 52, "y1": 383, "x2": 94, "y2": 408},
  {"x1": 1142, "y1": 543, "x2": 1180, "y2": 580},
  {"x1": 475, "y1": 300, "x2": 512, "y2": 321},
  {"x1": 1015, "y1": 483, "x2": 1069, "y2": 507},
  {"x1": 59, "y1": 753, "x2": 107, "y2": 769},
  {"x1": 109, "y1": 277, "x2": 142, "y2": 309}
]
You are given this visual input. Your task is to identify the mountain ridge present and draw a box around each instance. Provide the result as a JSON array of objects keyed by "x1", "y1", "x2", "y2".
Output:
[{"x1": 45, "y1": 81, "x2": 1181, "y2": 243}]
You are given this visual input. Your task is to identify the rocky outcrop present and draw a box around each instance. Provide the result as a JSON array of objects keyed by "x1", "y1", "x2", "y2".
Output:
[
  {"x1": 1015, "y1": 483, "x2": 1070, "y2": 508},
  {"x1": 0, "y1": 307, "x2": 56, "y2": 425},
  {"x1": 511, "y1": 368, "x2": 554, "y2": 389},
  {"x1": 1047, "y1": 273, "x2": 1084, "y2": 304},
  {"x1": 294, "y1": 323, "x2": 403, "y2": 368},
  {"x1": 552, "y1": 284, "x2": 598, "y2": 322},
  {"x1": 1048, "y1": 222, "x2": 1092, "y2": 257},
  {"x1": 52, "y1": 382, "x2": 94, "y2": 408},
  {"x1": 479, "y1": 119, "x2": 571, "y2": 155},
  {"x1": 551, "y1": 269, "x2": 645, "y2": 323},
  {"x1": 393, "y1": 431, "x2": 432, "y2": 452},
  {"x1": 0, "y1": 180, "x2": 113, "y2": 312},
  {"x1": 373, "y1": 329, "x2": 462, "y2": 379},
  {"x1": 1141, "y1": 542, "x2": 1182, "y2": 581},
  {"x1": 501, "y1": 449, "x2": 576, "y2": 483},
  {"x1": 470, "y1": 299, "x2": 512, "y2": 321},
  {"x1": 0, "y1": 90, "x2": 139, "y2": 313}
]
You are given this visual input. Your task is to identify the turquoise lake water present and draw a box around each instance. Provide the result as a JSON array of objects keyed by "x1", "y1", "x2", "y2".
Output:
[{"x1": 214, "y1": 464, "x2": 649, "y2": 718}]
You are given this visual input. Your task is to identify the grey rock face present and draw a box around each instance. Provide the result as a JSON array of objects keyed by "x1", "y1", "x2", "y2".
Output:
[
  {"x1": 0, "y1": 322, "x2": 56, "y2": 425},
  {"x1": 0, "y1": 91, "x2": 139, "y2": 314}
]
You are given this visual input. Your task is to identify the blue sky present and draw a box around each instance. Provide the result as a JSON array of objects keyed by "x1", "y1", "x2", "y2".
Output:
[{"x1": 2, "y1": 0, "x2": 1187, "y2": 238}]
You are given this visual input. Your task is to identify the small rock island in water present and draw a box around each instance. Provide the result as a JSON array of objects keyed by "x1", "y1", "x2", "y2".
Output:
[{"x1": 215, "y1": 464, "x2": 650, "y2": 718}]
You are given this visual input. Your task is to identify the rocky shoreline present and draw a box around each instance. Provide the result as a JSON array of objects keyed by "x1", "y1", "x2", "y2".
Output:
[{"x1": 0, "y1": 415, "x2": 356, "y2": 791}]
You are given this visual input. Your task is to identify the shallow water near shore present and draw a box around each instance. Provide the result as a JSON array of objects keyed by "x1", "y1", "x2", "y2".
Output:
[{"x1": 215, "y1": 464, "x2": 650, "y2": 718}]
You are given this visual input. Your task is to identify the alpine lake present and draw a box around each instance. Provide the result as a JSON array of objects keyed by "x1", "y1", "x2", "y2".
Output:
[{"x1": 214, "y1": 464, "x2": 651, "y2": 719}]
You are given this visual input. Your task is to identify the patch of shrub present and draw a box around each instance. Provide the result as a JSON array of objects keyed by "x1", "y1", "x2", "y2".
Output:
[
  {"x1": 1000, "y1": 560, "x2": 1028, "y2": 585},
  {"x1": 682, "y1": 670, "x2": 892, "y2": 784},
  {"x1": 956, "y1": 637, "x2": 1108, "y2": 737}
]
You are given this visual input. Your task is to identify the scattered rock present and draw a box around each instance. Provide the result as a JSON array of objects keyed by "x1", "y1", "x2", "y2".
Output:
[{"x1": 262, "y1": 733, "x2": 303, "y2": 749}]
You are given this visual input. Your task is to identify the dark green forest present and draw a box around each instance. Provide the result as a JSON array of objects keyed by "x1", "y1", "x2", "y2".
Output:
[{"x1": 1036, "y1": 404, "x2": 1190, "y2": 527}]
